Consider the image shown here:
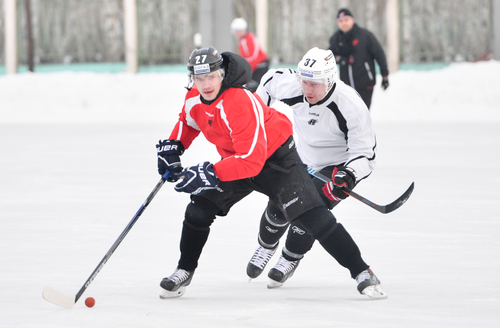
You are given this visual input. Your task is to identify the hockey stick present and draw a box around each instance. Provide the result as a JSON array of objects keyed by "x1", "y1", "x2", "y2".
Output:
[
  {"x1": 307, "y1": 167, "x2": 414, "y2": 214},
  {"x1": 42, "y1": 171, "x2": 170, "y2": 308}
]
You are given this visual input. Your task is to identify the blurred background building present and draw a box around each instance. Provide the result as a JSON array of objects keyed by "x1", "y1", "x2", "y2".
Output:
[{"x1": 0, "y1": 0, "x2": 497, "y2": 73}]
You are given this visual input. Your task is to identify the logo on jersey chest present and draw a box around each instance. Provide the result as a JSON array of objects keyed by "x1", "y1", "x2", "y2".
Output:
[
  {"x1": 308, "y1": 112, "x2": 319, "y2": 125},
  {"x1": 205, "y1": 111, "x2": 214, "y2": 126}
]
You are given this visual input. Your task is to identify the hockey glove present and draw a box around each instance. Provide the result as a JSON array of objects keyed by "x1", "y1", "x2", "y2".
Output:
[
  {"x1": 174, "y1": 161, "x2": 219, "y2": 195},
  {"x1": 381, "y1": 76, "x2": 389, "y2": 90},
  {"x1": 156, "y1": 139, "x2": 185, "y2": 182},
  {"x1": 322, "y1": 166, "x2": 356, "y2": 201}
]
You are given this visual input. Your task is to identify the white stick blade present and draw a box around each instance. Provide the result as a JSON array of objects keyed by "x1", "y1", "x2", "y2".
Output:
[{"x1": 42, "y1": 287, "x2": 76, "y2": 308}]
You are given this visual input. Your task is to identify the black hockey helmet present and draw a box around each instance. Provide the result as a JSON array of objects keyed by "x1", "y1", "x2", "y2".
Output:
[{"x1": 187, "y1": 46, "x2": 224, "y2": 75}]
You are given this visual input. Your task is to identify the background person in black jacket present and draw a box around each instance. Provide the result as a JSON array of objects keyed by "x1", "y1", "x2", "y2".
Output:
[{"x1": 329, "y1": 8, "x2": 389, "y2": 109}]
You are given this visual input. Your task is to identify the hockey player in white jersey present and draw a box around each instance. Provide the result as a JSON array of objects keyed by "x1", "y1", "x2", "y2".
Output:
[{"x1": 247, "y1": 47, "x2": 386, "y2": 298}]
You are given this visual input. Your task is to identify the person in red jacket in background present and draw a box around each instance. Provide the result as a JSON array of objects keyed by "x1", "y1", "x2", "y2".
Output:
[{"x1": 231, "y1": 17, "x2": 269, "y2": 92}]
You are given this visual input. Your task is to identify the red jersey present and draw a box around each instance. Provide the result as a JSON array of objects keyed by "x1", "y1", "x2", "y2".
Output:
[
  {"x1": 169, "y1": 87, "x2": 293, "y2": 182},
  {"x1": 238, "y1": 33, "x2": 268, "y2": 72}
]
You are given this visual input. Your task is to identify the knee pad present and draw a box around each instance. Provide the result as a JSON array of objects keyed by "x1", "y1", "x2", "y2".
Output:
[
  {"x1": 263, "y1": 202, "x2": 289, "y2": 227},
  {"x1": 295, "y1": 206, "x2": 338, "y2": 242},
  {"x1": 283, "y1": 221, "x2": 314, "y2": 259},
  {"x1": 184, "y1": 196, "x2": 220, "y2": 230}
]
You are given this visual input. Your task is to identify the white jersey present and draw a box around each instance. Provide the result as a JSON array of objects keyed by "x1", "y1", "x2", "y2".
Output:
[{"x1": 256, "y1": 68, "x2": 376, "y2": 182}]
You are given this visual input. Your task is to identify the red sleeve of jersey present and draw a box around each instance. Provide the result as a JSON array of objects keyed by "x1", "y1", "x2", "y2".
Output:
[
  {"x1": 238, "y1": 33, "x2": 259, "y2": 71},
  {"x1": 168, "y1": 88, "x2": 201, "y2": 150},
  {"x1": 212, "y1": 90, "x2": 268, "y2": 181}
]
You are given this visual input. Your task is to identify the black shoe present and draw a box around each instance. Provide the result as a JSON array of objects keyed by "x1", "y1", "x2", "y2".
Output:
[
  {"x1": 267, "y1": 255, "x2": 300, "y2": 288},
  {"x1": 355, "y1": 268, "x2": 387, "y2": 299},
  {"x1": 247, "y1": 244, "x2": 278, "y2": 279},
  {"x1": 159, "y1": 268, "x2": 194, "y2": 299}
]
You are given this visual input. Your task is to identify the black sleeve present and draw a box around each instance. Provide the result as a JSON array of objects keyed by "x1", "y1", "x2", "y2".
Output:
[
  {"x1": 328, "y1": 33, "x2": 339, "y2": 55},
  {"x1": 367, "y1": 31, "x2": 389, "y2": 76}
]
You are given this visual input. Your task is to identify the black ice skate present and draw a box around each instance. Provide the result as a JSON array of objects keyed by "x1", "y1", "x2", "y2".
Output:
[
  {"x1": 159, "y1": 268, "x2": 194, "y2": 299},
  {"x1": 247, "y1": 244, "x2": 278, "y2": 279},
  {"x1": 267, "y1": 255, "x2": 300, "y2": 288},
  {"x1": 355, "y1": 268, "x2": 387, "y2": 299}
]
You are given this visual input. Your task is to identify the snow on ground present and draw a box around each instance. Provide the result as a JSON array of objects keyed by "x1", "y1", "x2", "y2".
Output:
[{"x1": 1, "y1": 61, "x2": 499, "y2": 327}]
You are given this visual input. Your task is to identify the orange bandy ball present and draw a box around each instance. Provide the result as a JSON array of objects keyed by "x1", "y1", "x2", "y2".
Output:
[{"x1": 85, "y1": 297, "x2": 95, "y2": 308}]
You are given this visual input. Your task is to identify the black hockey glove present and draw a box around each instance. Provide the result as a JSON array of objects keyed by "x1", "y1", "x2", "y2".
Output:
[
  {"x1": 156, "y1": 139, "x2": 185, "y2": 182},
  {"x1": 381, "y1": 76, "x2": 389, "y2": 90},
  {"x1": 174, "y1": 161, "x2": 219, "y2": 195},
  {"x1": 322, "y1": 166, "x2": 356, "y2": 201}
]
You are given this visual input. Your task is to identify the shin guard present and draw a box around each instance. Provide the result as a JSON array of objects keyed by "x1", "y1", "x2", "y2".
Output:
[{"x1": 318, "y1": 223, "x2": 369, "y2": 278}]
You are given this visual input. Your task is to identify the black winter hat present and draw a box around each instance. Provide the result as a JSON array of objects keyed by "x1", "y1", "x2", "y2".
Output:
[{"x1": 337, "y1": 8, "x2": 354, "y2": 20}]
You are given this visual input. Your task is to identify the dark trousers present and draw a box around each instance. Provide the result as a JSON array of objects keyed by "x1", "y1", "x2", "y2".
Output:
[
  {"x1": 356, "y1": 87, "x2": 374, "y2": 109},
  {"x1": 178, "y1": 137, "x2": 324, "y2": 271},
  {"x1": 247, "y1": 60, "x2": 270, "y2": 92},
  {"x1": 252, "y1": 60, "x2": 270, "y2": 84},
  {"x1": 258, "y1": 165, "x2": 368, "y2": 278}
]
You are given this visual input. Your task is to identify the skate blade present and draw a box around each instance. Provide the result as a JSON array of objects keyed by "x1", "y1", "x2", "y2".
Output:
[
  {"x1": 267, "y1": 278, "x2": 284, "y2": 289},
  {"x1": 361, "y1": 285, "x2": 388, "y2": 299},
  {"x1": 159, "y1": 286, "x2": 186, "y2": 299}
]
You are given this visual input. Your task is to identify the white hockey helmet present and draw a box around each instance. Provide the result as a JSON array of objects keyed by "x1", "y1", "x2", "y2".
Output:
[
  {"x1": 297, "y1": 47, "x2": 337, "y2": 91},
  {"x1": 231, "y1": 18, "x2": 248, "y2": 33}
]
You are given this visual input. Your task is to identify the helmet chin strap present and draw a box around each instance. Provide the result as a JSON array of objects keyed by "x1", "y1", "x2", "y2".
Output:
[
  {"x1": 321, "y1": 82, "x2": 334, "y2": 100},
  {"x1": 320, "y1": 82, "x2": 337, "y2": 102},
  {"x1": 316, "y1": 80, "x2": 335, "y2": 102}
]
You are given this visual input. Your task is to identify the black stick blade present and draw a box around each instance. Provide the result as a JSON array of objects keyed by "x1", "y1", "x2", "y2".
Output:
[
  {"x1": 382, "y1": 182, "x2": 414, "y2": 214},
  {"x1": 306, "y1": 167, "x2": 414, "y2": 214}
]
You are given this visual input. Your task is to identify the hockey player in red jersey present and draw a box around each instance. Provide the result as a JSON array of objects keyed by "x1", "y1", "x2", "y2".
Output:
[{"x1": 156, "y1": 46, "x2": 384, "y2": 299}]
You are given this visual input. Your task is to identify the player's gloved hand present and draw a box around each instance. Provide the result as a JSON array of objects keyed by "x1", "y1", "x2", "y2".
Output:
[
  {"x1": 381, "y1": 76, "x2": 389, "y2": 90},
  {"x1": 174, "y1": 161, "x2": 219, "y2": 195},
  {"x1": 156, "y1": 139, "x2": 184, "y2": 182},
  {"x1": 322, "y1": 166, "x2": 356, "y2": 201}
]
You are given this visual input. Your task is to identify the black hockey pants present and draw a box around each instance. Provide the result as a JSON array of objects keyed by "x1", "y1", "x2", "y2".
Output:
[
  {"x1": 176, "y1": 137, "x2": 347, "y2": 272},
  {"x1": 258, "y1": 165, "x2": 369, "y2": 278}
]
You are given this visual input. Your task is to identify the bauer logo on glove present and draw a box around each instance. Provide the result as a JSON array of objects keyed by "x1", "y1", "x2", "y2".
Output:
[
  {"x1": 156, "y1": 139, "x2": 185, "y2": 182},
  {"x1": 174, "y1": 161, "x2": 219, "y2": 195}
]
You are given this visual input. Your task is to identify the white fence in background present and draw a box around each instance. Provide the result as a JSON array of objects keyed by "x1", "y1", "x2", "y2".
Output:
[{"x1": 0, "y1": 0, "x2": 495, "y2": 71}]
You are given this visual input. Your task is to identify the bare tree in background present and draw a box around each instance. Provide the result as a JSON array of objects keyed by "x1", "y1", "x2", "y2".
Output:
[
  {"x1": 25, "y1": 0, "x2": 34, "y2": 71},
  {"x1": 0, "y1": 0, "x2": 494, "y2": 67}
]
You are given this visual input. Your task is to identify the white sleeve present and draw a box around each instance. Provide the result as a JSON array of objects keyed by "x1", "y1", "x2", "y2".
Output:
[
  {"x1": 255, "y1": 69, "x2": 278, "y2": 106},
  {"x1": 256, "y1": 69, "x2": 299, "y2": 107},
  {"x1": 339, "y1": 88, "x2": 377, "y2": 181}
]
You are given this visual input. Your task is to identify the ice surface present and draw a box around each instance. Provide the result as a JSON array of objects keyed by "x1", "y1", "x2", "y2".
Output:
[{"x1": 1, "y1": 61, "x2": 499, "y2": 327}]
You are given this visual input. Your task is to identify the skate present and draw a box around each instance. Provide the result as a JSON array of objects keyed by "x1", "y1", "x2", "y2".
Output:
[
  {"x1": 247, "y1": 244, "x2": 278, "y2": 279},
  {"x1": 267, "y1": 255, "x2": 300, "y2": 288},
  {"x1": 159, "y1": 268, "x2": 194, "y2": 299},
  {"x1": 355, "y1": 268, "x2": 387, "y2": 299}
]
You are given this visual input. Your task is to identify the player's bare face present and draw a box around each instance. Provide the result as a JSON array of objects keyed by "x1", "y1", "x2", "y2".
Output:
[
  {"x1": 337, "y1": 17, "x2": 355, "y2": 33},
  {"x1": 194, "y1": 72, "x2": 223, "y2": 101},
  {"x1": 301, "y1": 80, "x2": 327, "y2": 104}
]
